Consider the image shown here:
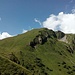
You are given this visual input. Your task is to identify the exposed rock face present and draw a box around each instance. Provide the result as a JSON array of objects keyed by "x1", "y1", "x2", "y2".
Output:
[
  {"x1": 55, "y1": 31, "x2": 65, "y2": 39},
  {"x1": 29, "y1": 35, "x2": 45, "y2": 48},
  {"x1": 29, "y1": 28, "x2": 57, "y2": 48},
  {"x1": 38, "y1": 36, "x2": 42, "y2": 44},
  {"x1": 59, "y1": 35, "x2": 68, "y2": 43}
]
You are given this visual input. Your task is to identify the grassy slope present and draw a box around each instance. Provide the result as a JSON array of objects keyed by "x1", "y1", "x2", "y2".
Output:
[
  {"x1": 0, "y1": 28, "x2": 75, "y2": 75},
  {"x1": 0, "y1": 55, "x2": 31, "y2": 75}
]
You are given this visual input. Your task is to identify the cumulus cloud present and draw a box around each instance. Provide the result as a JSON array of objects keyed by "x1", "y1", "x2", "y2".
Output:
[
  {"x1": 22, "y1": 29, "x2": 28, "y2": 33},
  {"x1": 34, "y1": 18, "x2": 42, "y2": 26},
  {"x1": 0, "y1": 32, "x2": 12, "y2": 40},
  {"x1": 43, "y1": 10, "x2": 75, "y2": 33}
]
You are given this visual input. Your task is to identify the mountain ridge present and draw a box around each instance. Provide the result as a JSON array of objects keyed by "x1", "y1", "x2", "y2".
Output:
[{"x1": 0, "y1": 28, "x2": 75, "y2": 75}]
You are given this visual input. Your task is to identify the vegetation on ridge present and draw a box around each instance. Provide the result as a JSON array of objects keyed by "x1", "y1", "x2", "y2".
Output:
[{"x1": 0, "y1": 28, "x2": 75, "y2": 75}]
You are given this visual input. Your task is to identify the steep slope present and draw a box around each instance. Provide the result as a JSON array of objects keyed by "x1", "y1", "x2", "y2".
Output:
[
  {"x1": 0, "y1": 28, "x2": 75, "y2": 75},
  {"x1": 0, "y1": 55, "x2": 31, "y2": 75}
]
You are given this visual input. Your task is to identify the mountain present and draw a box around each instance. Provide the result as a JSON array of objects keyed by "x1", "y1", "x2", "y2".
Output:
[{"x1": 0, "y1": 28, "x2": 75, "y2": 75}]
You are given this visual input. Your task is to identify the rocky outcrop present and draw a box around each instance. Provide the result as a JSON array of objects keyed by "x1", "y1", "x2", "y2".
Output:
[
  {"x1": 29, "y1": 28, "x2": 57, "y2": 48},
  {"x1": 29, "y1": 35, "x2": 46, "y2": 48},
  {"x1": 55, "y1": 31, "x2": 65, "y2": 39},
  {"x1": 59, "y1": 35, "x2": 68, "y2": 43}
]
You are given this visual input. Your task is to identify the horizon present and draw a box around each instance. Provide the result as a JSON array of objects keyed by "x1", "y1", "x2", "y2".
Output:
[{"x1": 0, "y1": 0, "x2": 75, "y2": 39}]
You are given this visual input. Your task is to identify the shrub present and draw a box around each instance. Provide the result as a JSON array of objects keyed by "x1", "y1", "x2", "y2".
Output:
[{"x1": 9, "y1": 53, "x2": 20, "y2": 64}]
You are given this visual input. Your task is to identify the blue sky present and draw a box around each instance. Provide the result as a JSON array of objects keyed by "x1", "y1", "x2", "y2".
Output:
[{"x1": 0, "y1": 0, "x2": 75, "y2": 36}]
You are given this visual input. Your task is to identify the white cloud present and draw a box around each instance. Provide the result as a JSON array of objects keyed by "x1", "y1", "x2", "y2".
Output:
[
  {"x1": 34, "y1": 18, "x2": 42, "y2": 25},
  {"x1": 22, "y1": 29, "x2": 28, "y2": 33},
  {"x1": 72, "y1": 9, "x2": 75, "y2": 13},
  {"x1": 43, "y1": 10, "x2": 75, "y2": 33},
  {"x1": 0, "y1": 32, "x2": 12, "y2": 40}
]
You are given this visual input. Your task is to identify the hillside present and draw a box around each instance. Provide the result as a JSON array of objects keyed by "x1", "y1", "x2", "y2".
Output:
[{"x1": 0, "y1": 28, "x2": 75, "y2": 75}]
